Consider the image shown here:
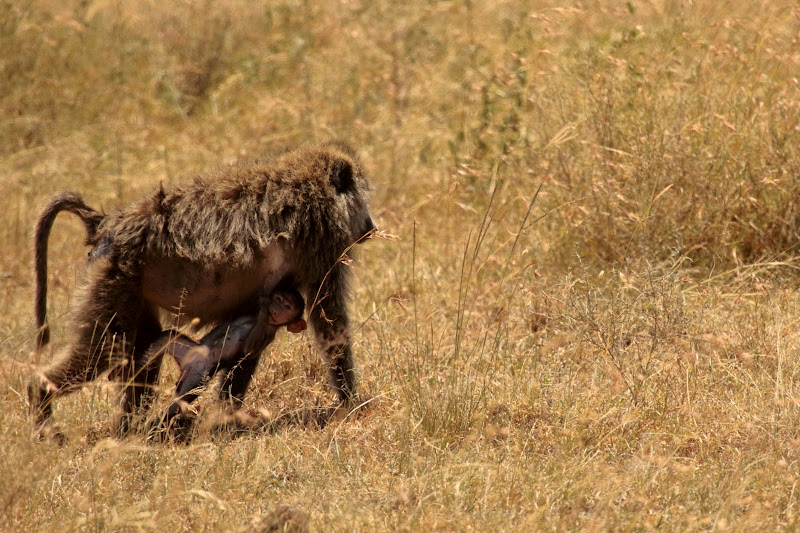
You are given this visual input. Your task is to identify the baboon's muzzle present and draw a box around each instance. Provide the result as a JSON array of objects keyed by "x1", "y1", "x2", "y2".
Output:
[{"x1": 357, "y1": 217, "x2": 378, "y2": 243}]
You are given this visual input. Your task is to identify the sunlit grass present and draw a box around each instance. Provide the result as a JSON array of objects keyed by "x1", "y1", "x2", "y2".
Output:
[{"x1": 3, "y1": 0, "x2": 800, "y2": 530}]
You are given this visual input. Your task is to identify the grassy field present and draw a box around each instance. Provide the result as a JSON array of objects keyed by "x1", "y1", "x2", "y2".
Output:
[{"x1": 3, "y1": 0, "x2": 800, "y2": 530}]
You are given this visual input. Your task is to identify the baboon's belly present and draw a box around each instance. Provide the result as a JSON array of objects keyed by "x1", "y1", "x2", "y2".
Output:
[{"x1": 141, "y1": 251, "x2": 289, "y2": 321}]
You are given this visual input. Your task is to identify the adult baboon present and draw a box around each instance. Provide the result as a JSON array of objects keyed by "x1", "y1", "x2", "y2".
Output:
[
  {"x1": 152, "y1": 286, "x2": 305, "y2": 433},
  {"x1": 29, "y1": 142, "x2": 376, "y2": 437}
]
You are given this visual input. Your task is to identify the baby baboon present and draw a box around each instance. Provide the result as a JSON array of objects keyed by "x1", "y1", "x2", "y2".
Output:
[
  {"x1": 30, "y1": 142, "x2": 376, "y2": 437},
  {"x1": 153, "y1": 286, "x2": 305, "y2": 433}
]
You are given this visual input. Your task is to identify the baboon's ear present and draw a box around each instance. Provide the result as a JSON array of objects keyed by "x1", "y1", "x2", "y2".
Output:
[{"x1": 330, "y1": 159, "x2": 354, "y2": 193}]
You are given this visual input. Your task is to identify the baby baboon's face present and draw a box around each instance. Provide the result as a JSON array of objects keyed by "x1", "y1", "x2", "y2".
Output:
[{"x1": 267, "y1": 290, "x2": 305, "y2": 330}]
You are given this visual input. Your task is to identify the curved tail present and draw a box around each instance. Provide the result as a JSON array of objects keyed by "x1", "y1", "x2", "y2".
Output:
[{"x1": 35, "y1": 192, "x2": 104, "y2": 350}]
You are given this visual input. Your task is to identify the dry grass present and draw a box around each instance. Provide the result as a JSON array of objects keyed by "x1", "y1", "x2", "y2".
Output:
[{"x1": 3, "y1": 0, "x2": 800, "y2": 530}]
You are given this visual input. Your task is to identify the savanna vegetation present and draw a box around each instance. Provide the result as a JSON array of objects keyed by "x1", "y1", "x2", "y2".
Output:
[{"x1": 3, "y1": 1, "x2": 800, "y2": 530}]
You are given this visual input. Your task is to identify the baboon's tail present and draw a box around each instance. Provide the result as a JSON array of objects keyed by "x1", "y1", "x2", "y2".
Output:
[{"x1": 35, "y1": 192, "x2": 104, "y2": 350}]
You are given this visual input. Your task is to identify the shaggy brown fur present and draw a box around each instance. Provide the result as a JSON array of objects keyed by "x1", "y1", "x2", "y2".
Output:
[{"x1": 29, "y1": 142, "x2": 376, "y2": 438}]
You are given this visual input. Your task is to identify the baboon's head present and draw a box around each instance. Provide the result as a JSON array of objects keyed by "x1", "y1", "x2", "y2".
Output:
[
  {"x1": 323, "y1": 142, "x2": 377, "y2": 246},
  {"x1": 270, "y1": 142, "x2": 377, "y2": 251}
]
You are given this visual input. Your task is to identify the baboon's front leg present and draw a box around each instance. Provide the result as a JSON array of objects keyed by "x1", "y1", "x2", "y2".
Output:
[
  {"x1": 308, "y1": 279, "x2": 357, "y2": 405},
  {"x1": 323, "y1": 339, "x2": 357, "y2": 405}
]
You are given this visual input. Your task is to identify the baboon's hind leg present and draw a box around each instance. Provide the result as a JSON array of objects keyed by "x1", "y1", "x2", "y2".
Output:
[
  {"x1": 28, "y1": 263, "x2": 151, "y2": 439},
  {"x1": 116, "y1": 309, "x2": 163, "y2": 436},
  {"x1": 29, "y1": 312, "x2": 124, "y2": 439}
]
